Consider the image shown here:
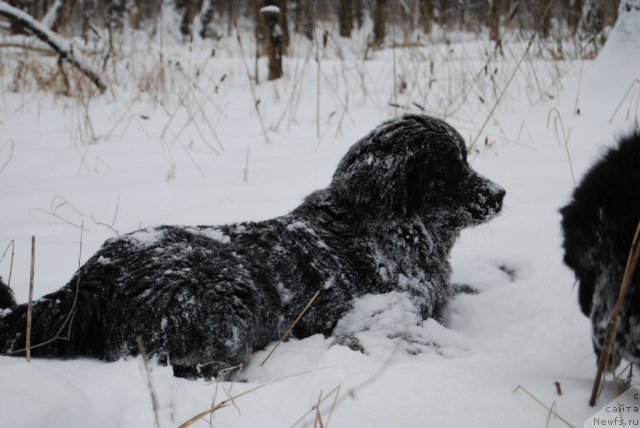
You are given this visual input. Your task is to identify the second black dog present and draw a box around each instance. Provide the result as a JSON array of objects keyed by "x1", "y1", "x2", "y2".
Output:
[{"x1": 561, "y1": 129, "x2": 640, "y2": 366}]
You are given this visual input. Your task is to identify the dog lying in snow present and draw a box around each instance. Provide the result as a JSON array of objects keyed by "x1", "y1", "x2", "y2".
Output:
[
  {"x1": 0, "y1": 114, "x2": 505, "y2": 378},
  {"x1": 561, "y1": 129, "x2": 640, "y2": 367}
]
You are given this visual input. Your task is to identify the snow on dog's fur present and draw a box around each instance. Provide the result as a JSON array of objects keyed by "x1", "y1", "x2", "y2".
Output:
[
  {"x1": 561, "y1": 129, "x2": 640, "y2": 366},
  {"x1": 0, "y1": 114, "x2": 505, "y2": 378}
]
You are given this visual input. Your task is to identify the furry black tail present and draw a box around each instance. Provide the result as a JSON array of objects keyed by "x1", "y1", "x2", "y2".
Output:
[
  {"x1": 0, "y1": 277, "x2": 16, "y2": 310},
  {"x1": 0, "y1": 273, "x2": 105, "y2": 359}
]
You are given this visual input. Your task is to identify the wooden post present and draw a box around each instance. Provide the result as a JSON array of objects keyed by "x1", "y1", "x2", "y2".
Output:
[{"x1": 260, "y1": 4, "x2": 284, "y2": 80}]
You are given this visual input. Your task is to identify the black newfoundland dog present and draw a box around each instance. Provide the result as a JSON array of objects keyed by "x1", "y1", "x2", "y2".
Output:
[
  {"x1": 561, "y1": 129, "x2": 640, "y2": 366},
  {"x1": 0, "y1": 114, "x2": 505, "y2": 378}
]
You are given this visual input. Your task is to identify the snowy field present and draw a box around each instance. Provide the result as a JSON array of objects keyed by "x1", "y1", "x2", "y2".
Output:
[{"x1": 1, "y1": 10, "x2": 640, "y2": 428}]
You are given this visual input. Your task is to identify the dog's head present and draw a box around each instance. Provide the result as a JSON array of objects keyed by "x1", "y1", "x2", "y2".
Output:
[
  {"x1": 560, "y1": 129, "x2": 640, "y2": 317},
  {"x1": 330, "y1": 114, "x2": 505, "y2": 229}
]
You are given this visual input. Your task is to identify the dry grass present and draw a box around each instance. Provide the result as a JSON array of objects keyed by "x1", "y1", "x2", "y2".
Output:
[
  {"x1": 137, "y1": 337, "x2": 161, "y2": 428},
  {"x1": 0, "y1": 15, "x2": 595, "y2": 162},
  {"x1": 25, "y1": 235, "x2": 35, "y2": 362},
  {"x1": 289, "y1": 385, "x2": 341, "y2": 428},
  {"x1": 260, "y1": 290, "x2": 321, "y2": 367},
  {"x1": 609, "y1": 78, "x2": 640, "y2": 124},
  {"x1": 178, "y1": 367, "x2": 333, "y2": 428},
  {"x1": 513, "y1": 385, "x2": 574, "y2": 428},
  {"x1": 547, "y1": 108, "x2": 576, "y2": 184},
  {"x1": 8, "y1": 222, "x2": 84, "y2": 355}
]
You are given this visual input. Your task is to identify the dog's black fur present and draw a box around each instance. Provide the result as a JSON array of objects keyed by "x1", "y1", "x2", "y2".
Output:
[
  {"x1": 561, "y1": 129, "x2": 640, "y2": 366},
  {"x1": 0, "y1": 114, "x2": 505, "y2": 377},
  {"x1": 0, "y1": 277, "x2": 15, "y2": 311}
]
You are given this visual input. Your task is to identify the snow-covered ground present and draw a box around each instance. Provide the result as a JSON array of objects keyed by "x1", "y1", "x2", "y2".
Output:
[{"x1": 1, "y1": 9, "x2": 639, "y2": 427}]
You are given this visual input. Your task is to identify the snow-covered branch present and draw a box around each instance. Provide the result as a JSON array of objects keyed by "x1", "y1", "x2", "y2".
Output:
[
  {"x1": 0, "y1": 0, "x2": 62, "y2": 55},
  {"x1": 0, "y1": 1, "x2": 106, "y2": 93},
  {"x1": 0, "y1": 34, "x2": 52, "y2": 53},
  {"x1": 40, "y1": 0, "x2": 63, "y2": 30}
]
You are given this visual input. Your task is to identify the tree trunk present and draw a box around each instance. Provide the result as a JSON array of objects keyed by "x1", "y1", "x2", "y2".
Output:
[
  {"x1": 566, "y1": 0, "x2": 583, "y2": 35},
  {"x1": 301, "y1": 0, "x2": 314, "y2": 40},
  {"x1": 227, "y1": 0, "x2": 234, "y2": 36},
  {"x1": 107, "y1": 0, "x2": 125, "y2": 31},
  {"x1": 279, "y1": 0, "x2": 289, "y2": 47},
  {"x1": 488, "y1": 0, "x2": 500, "y2": 41},
  {"x1": 292, "y1": 0, "x2": 301, "y2": 33},
  {"x1": 82, "y1": 0, "x2": 92, "y2": 43},
  {"x1": 541, "y1": 4, "x2": 551, "y2": 38},
  {"x1": 254, "y1": 0, "x2": 260, "y2": 83},
  {"x1": 354, "y1": 0, "x2": 363, "y2": 28},
  {"x1": 260, "y1": 5, "x2": 283, "y2": 80},
  {"x1": 54, "y1": 0, "x2": 74, "y2": 34},
  {"x1": 438, "y1": 0, "x2": 453, "y2": 28},
  {"x1": 338, "y1": 0, "x2": 352, "y2": 37},
  {"x1": 7, "y1": 0, "x2": 25, "y2": 33},
  {"x1": 176, "y1": 0, "x2": 203, "y2": 40},
  {"x1": 419, "y1": 0, "x2": 434, "y2": 34},
  {"x1": 199, "y1": 0, "x2": 215, "y2": 38},
  {"x1": 603, "y1": 0, "x2": 621, "y2": 27},
  {"x1": 33, "y1": 0, "x2": 44, "y2": 20},
  {"x1": 372, "y1": 0, "x2": 387, "y2": 46}
]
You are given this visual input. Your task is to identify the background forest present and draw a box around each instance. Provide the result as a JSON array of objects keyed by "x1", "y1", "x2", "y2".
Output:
[{"x1": 3, "y1": 0, "x2": 621, "y2": 41}]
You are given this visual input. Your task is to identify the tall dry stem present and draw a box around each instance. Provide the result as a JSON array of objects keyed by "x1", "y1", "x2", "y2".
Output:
[
  {"x1": 136, "y1": 337, "x2": 161, "y2": 428},
  {"x1": 26, "y1": 235, "x2": 35, "y2": 362},
  {"x1": 236, "y1": 31, "x2": 270, "y2": 144}
]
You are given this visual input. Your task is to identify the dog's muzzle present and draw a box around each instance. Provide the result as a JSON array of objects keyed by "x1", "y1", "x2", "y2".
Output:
[{"x1": 463, "y1": 173, "x2": 505, "y2": 223}]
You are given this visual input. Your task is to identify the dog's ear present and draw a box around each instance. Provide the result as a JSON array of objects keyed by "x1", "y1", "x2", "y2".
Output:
[
  {"x1": 331, "y1": 146, "x2": 429, "y2": 217},
  {"x1": 330, "y1": 114, "x2": 462, "y2": 217}
]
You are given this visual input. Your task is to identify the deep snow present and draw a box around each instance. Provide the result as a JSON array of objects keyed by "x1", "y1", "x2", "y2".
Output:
[{"x1": 1, "y1": 8, "x2": 639, "y2": 428}]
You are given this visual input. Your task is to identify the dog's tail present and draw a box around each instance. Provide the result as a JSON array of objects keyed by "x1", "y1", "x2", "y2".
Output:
[
  {"x1": 0, "y1": 277, "x2": 17, "y2": 310},
  {"x1": 0, "y1": 272, "x2": 105, "y2": 358}
]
